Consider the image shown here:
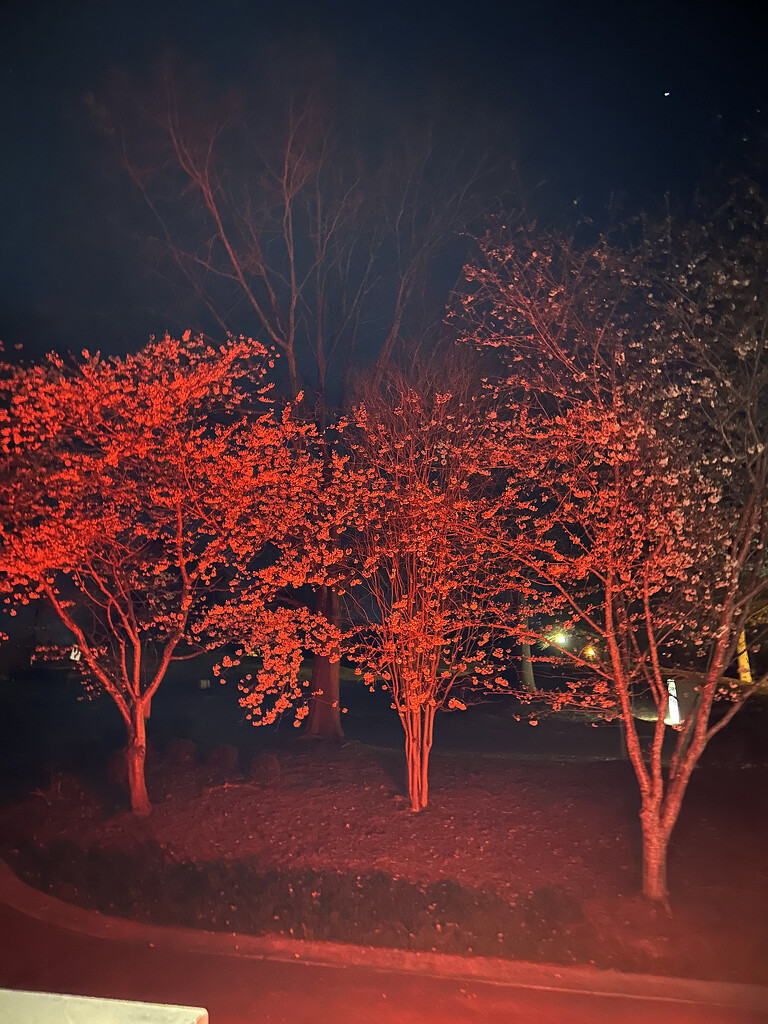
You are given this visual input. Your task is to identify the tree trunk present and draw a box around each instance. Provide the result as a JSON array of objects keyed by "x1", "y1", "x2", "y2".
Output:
[
  {"x1": 304, "y1": 653, "x2": 344, "y2": 739},
  {"x1": 520, "y1": 641, "x2": 536, "y2": 691},
  {"x1": 126, "y1": 701, "x2": 151, "y2": 816},
  {"x1": 519, "y1": 610, "x2": 535, "y2": 692},
  {"x1": 639, "y1": 803, "x2": 672, "y2": 905},
  {"x1": 403, "y1": 705, "x2": 435, "y2": 812},
  {"x1": 303, "y1": 588, "x2": 344, "y2": 740}
]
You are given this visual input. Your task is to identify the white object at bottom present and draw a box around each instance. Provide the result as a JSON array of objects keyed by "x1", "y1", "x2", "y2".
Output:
[{"x1": 0, "y1": 989, "x2": 208, "y2": 1024}]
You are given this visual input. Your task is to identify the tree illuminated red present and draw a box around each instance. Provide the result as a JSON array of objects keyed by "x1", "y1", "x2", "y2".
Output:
[
  {"x1": 340, "y1": 361, "x2": 528, "y2": 812},
  {"x1": 460, "y1": 211, "x2": 768, "y2": 903},
  {"x1": 0, "y1": 335, "x2": 318, "y2": 814}
]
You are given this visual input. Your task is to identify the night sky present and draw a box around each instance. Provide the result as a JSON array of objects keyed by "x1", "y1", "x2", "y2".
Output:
[{"x1": 1, "y1": 0, "x2": 766, "y2": 358}]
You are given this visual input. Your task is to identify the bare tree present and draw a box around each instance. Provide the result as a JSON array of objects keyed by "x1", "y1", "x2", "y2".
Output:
[{"x1": 95, "y1": 55, "x2": 496, "y2": 737}]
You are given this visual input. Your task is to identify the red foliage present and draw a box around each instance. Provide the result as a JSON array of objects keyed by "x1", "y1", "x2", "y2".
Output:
[
  {"x1": 337, "y1": 362, "x2": 530, "y2": 810},
  {"x1": 459, "y1": 213, "x2": 768, "y2": 902},
  {"x1": 0, "y1": 335, "x2": 320, "y2": 812}
]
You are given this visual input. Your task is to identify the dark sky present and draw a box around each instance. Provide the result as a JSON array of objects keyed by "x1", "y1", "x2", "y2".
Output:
[{"x1": 0, "y1": 0, "x2": 766, "y2": 357}]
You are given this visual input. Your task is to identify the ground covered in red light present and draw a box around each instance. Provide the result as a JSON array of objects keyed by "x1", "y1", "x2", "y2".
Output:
[{"x1": 1, "y1": 740, "x2": 766, "y2": 985}]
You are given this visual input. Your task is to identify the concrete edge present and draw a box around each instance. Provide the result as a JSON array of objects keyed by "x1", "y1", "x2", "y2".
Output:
[{"x1": 2, "y1": 859, "x2": 766, "y2": 1012}]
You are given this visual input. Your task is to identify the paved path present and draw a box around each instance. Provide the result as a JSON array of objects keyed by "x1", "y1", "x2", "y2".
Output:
[{"x1": 0, "y1": 863, "x2": 765, "y2": 1024}]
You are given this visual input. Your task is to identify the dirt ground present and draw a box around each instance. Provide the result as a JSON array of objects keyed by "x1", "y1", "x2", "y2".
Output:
[{"x1": 1, "y1": 737, "x2": 766, "y2": 986}]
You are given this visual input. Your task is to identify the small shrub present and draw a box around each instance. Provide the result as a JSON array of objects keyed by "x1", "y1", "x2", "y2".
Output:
[
  {"x1": 250, "y1": 752, "x2": 280, "y2": 785},
  {"x1": 204, "y1": 744, "x2": 239, "y2": 775},
  {"x1": 163, "y1": 739, "x2": 197, "y2": 766},
  {"x1": 15, "y1": 838, "x2": 593, "y2": 962}
]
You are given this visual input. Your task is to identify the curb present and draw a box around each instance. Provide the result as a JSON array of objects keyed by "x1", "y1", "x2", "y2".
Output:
[{"x1": 2, "y1": 860, "x2": 767, "y2": 1014}]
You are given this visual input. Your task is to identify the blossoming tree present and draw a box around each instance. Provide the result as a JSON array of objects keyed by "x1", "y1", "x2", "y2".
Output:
[
  {"x1": 340, "y1": 360, "x2": 528, "y2": 812},
  {"x1": 0, "y1": 335, "x2": 319, "y2": 814},
  {"x1": 459, "y1": 202, "x2": 768, "y2": 903}
]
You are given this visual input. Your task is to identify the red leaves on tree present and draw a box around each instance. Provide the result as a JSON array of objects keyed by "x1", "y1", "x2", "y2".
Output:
[
  {"x1": 459, "y1": 210, "x2": 768, "y2": 902},
  {"x1": 0, "y1": 335, "x2": 320, "y2": 813},
  {"x1": 337, "y1": 361, "x2": 530, "y2": 811}
]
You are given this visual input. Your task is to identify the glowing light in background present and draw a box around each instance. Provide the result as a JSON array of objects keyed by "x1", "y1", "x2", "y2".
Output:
[{"x1": 666, "y1": 678, "x2": 681, "y2": 725}]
